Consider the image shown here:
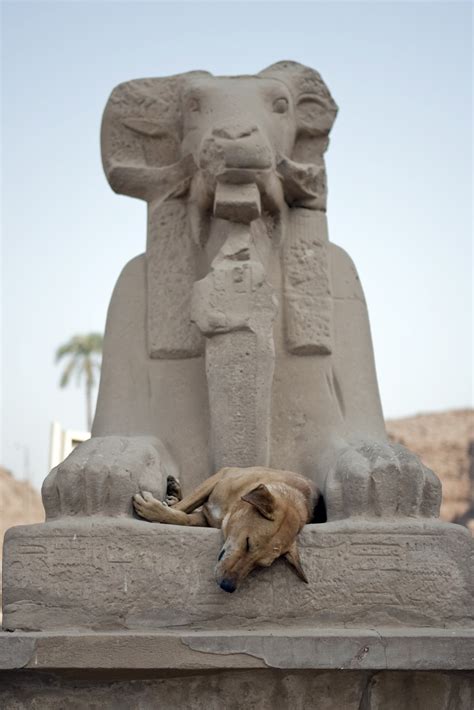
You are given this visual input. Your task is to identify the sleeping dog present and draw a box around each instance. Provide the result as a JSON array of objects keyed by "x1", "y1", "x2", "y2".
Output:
[{"x1": 133, "y1": 467, "x2": 320, "y2": 592}]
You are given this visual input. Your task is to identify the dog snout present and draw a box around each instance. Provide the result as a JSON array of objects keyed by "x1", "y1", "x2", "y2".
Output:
[
  {"x1": 219, "y1": 578, "x2": 237, "y2": 593},
  {"x1": 212, "y1": 124, "x2": 258, "y2": 141}
]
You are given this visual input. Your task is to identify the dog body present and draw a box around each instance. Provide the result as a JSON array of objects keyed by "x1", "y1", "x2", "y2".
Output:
[{"x1": 133, "y1": 467, "x2": 318, "y2": 592}]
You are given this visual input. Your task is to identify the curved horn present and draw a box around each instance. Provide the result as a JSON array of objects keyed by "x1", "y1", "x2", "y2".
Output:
[
  {"x1": 277, "y1": 155, "x2": 326, "y2": 209},
  {"x1": 106, "y1": 153, "x2": 197, "y2": 202}
]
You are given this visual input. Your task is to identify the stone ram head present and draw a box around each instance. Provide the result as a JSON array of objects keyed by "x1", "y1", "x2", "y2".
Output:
[{"x1": 101, "y1": 61, "x2": 338, "y2": 214}]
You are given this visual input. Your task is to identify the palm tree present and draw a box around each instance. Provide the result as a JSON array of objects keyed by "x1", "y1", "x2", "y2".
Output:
[{"x1": 56, "y1": 333, "x2": 103, "y2": 431}]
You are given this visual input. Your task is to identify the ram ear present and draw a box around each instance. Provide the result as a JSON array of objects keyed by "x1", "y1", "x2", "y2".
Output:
[
  {"x1": 260, "y1": 60, "x2": 337, "y2": 211},
  {"x1": 241, "y1": 484, "x2": 275, "y2": 520},
  {"x1": 260, "y1": 60, "x2": 337, "y2": 137},
  {"x1": 284, "y1": 541, "x2": 308, "y2": 583},
  {"x1": 259, "y1": 60, "x2": 337, "y2": 169}
]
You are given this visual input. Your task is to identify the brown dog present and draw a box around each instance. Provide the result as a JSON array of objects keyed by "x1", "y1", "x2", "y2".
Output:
[{"x1": 133, "y1": 467, "x2": 319, "y2": 592}]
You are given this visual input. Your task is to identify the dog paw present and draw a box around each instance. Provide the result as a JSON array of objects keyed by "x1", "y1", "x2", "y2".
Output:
[
  {"x1": 325, "y1": 440, "x2": 442, "y2": 521},
  {"x1": 133, "y1": 491, "x2": 168, "y2": 522},
  {"x1": 133, "y1": 491, "x2": 187, "y2": 524},
  {"x1": 165, "y1": 495, "x2": 181, "y2": 506}
]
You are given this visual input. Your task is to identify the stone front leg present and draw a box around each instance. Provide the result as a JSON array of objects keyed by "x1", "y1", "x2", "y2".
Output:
[
  {"x1": 42, "y1": 436, "x2": 176, "y2": 519},
  {"x1": 324, "y1": 440, "x2": 442, "y2": 521}
]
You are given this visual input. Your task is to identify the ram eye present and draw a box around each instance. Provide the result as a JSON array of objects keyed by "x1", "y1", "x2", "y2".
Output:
[
  {"x1": 187, "y1": 97, "x2": 201, "y2": 113},
  {"x1": 245, "y1": 537, "x2": 251, "y2": 552},
  {"x1": 273, "y1": 97, "x2": 289, "y2": 114}
]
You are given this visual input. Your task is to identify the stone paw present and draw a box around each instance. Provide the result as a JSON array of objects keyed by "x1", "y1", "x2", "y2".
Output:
[
  {"x1": 41, "y1": 436, "x2": 175, "y2": 519},
  {"x1": 325, "y1": 440, "x2": 442, "y2": 521}
]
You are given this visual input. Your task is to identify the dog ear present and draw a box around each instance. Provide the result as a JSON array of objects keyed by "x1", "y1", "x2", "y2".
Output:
[
  {"x1": 284, "y1": 541, "x2": 308, "y2": 583},
  {"x1": 241, "y1": 484, "x2": 275, "y2": 520}
]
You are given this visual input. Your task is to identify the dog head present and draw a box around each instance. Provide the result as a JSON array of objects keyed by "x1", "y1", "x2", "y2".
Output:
[
  {"x1": 215, "y1": 483, "x2": 308, "y2": 593},
  {"x1": 101, "y1": 61, "x2": 338, "y2": 213}
]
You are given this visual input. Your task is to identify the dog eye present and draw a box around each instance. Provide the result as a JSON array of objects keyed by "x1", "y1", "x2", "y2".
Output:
[
  {"x1": 246, "y1": 537, "x2": 251, "y2": 552},
  {"x1": 273, "y1": 97, "x2": 289, "y2": 114},
  {"x1": 218, "y1": 548, "x2": 225, "y2": 561}
]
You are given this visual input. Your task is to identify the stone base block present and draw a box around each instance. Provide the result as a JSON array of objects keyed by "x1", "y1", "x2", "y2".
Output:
[
  {"x1": 0, "y1": 629, "x2": 473, "y2": 709},
  {"x1": 1, "y1": 669, "x2": 472, "y2": 710},
  {"x1": 2, "y1": 519, "x2": 473, "y2": 631}
]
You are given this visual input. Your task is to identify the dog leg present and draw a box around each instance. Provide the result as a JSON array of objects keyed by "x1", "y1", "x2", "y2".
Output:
[
  {"x1": 133, "y1": 492, "x2": 207, "y2": 526},
  {"x1": 169, "y1": 468, "x2": 229, "y2": 513}
]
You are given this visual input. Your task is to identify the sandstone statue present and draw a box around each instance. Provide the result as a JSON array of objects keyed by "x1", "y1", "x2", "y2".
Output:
[
  {"x1": 3, "y1": 65, "x2": 472, "y2": 691},
  {"x1": 41, "y1": 60, "x2": 441, "y2": 523}
]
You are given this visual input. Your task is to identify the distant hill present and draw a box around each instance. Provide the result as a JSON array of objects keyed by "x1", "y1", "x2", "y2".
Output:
[
  {"x1": 0, "y1": 467, "x2": 44, "y2": 619},
  {"x1": 0, "y1": 466, "x2": 44, "y2": 547},
  {"x1": 386, "y1": 408, "x2": 474, "y2": 531}
]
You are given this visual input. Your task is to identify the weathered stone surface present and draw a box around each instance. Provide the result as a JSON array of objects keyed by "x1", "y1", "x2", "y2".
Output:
[
  {"x1": 147, "y1": 199, "x2": 203, "y2": 358},
  {"x1": 1, "y1": 629, "x2": 473, "y2": 671},
  {"x1": 192, "y1": 220, "x2": 278, "y2": 469},
  {"x1": 1, "y1": 628, "x2": 472, "y2": 707},
  {"x1": 3, "y1": 519, "x2": 472, "y2": 632},
  {"x1": 324, "y1": 439, "x2": 443, "y2": 521},
  {"x1": 0, "y1": 666, "x2": 472, "y2": 710},
  {"x1": 213, "y1": 182, "x2": 261, "y2": 223},
  {"x1": 41, "y1": 436, "x2": 173, "y2": 519},
  {"x1": 282, "y1": 208, "x2": 332, "y2": 355},
  {"x1": 366, "y1": 671, "x2": 473, "y2": 710}
]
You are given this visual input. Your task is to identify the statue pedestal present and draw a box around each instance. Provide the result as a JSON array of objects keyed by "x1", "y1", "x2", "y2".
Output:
[
  {"x1": 1, "y1": 628, "x2": 473, "y2": 708},
  {"x1": 2, "y1": 518, "x2": 472, "y2": 631},
  {"x1": 2, "y1": 519, "x2": 473, "y2": 707}
]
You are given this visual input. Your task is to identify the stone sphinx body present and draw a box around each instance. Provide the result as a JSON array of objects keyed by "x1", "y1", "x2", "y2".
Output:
[{"x1": 42, "y1": 61, "x2": 441, "y2": 522}]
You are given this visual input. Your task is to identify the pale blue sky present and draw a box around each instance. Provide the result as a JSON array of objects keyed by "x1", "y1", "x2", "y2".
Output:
[{"x1": 1, "y1": 1, "x2": 472, "y2": 489}]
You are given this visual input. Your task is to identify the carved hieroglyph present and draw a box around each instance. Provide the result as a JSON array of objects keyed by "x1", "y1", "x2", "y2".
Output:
[
  {"x1": 191, "y1": 185, "x2": 278, "y2": 468},
  {"x1": 3, "y1": 519, "x2": 472, "y2": 631}
]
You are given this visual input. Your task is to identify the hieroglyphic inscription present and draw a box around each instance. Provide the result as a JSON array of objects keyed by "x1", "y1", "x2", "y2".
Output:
[{"x1": 3, "y1": 523, "x2": 471, "y2": 632}]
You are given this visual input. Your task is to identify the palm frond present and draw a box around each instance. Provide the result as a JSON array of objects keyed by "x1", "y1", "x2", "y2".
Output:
[
  {"x1": 56, "y1": 333, "x2": 103, "y2": 362},
  {"x1": 59, "y1": 356, "x2": 78, "y2": 388},
  {"x1": 56, "y1": 332, "x2": 104, "y2": 389}
]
